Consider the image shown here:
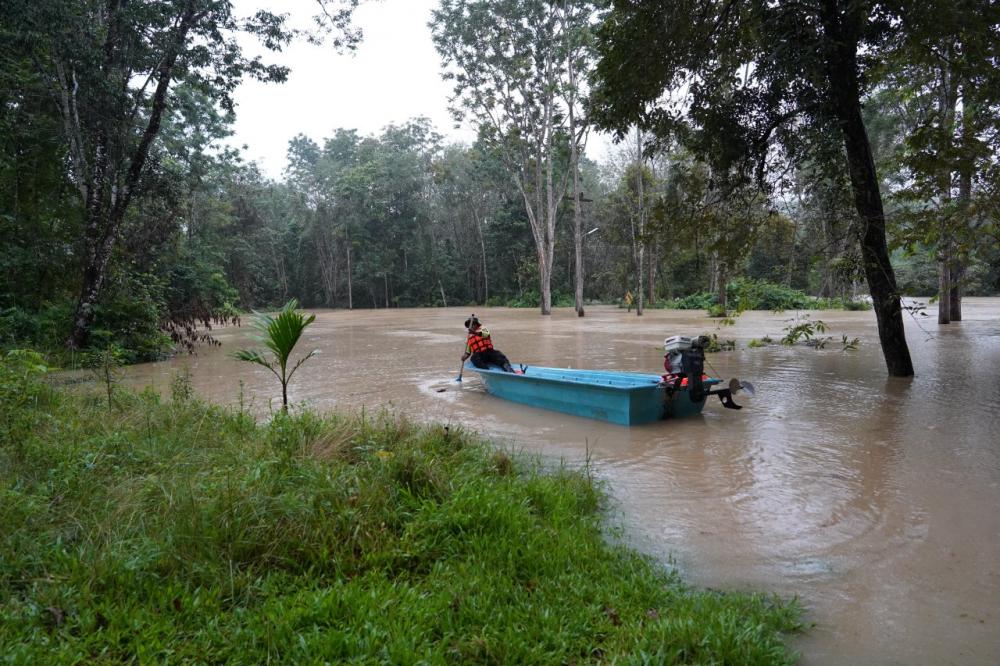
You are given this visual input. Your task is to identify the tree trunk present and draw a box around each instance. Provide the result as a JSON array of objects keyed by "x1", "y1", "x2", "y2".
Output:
[
  {"x1": 475, "y1": 214, "x2": 489, "y2": 304},
  {"x1": 636, "y1": 247, "x2": 644, "y2": 316},
  {"x1": 648, "y1": 245, "x2": 656, "y2": 305},
  {"x1": 272, "y1": 244, "x2": 288, "y2": 300},
  {"x1": 937, "y1": 58, "x2": 957, "y2": 325},
  {"x1": 716, "y1": 259, "x2": 728, "y2": 311},
  {"x1": 539, "y1": 249, "x2": 552, "y2": 314},
  {"x1": 568, "y1": 35, "x2": 585, "y2": 317},
  {"x1": 635, "y1": 128, "x2": 645, "y2": 316},
  {"x1": 346, "y1": 240, "x2": 353, "y2": 310},
  {"x1": 949, "y1": 264, "x2": 964, "y2": 321},
  {"x1": 67, "y1": 211, "x2": 118, "y2": 349},
  {"x1": 317, "y1": 229, "x2": 337, "y2": 306},
  {"x1": 65, "y1": 5, "x2": 196, "y2": 349},
  {"x1": 573, "y1": 164, "x2": 585, "y2": 317},
  {"x1": 820, "y1": 0, "x2": 914, "y2": 377},
  {"x1": 938, "y1": 249, "x2": 951, "y2": 324},
  {"x1": 952, "y1": 84, "x2": 975, "y2": 322},
  {"x1": 819, "y1": 214, "x2": 836, "y2": 298},
  {"x1": 543, "y1": 71, "x2": 556, "y2": 317}
]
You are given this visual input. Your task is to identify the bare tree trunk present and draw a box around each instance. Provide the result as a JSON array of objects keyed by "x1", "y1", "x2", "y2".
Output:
[
  {"x1": 475, "y1": 214, "x2": 489, "y2": 304},
  {"x1": 949, "y1": 263, "x2": 964, "y2": 321},
  {"x1": 346, "y1": 239, "x2": 353, "y2": 310},
  {"x1": 937, "y1": 58, "x2": 957, "y2": 325},
  {"x1": 317, "y1": 230, "x2": 337, "y2": 306},
  {"x1": 820, "y1": 0, "x2": 913, "y2": 376},
  {"x1": 716, "y1": 258, "x2": 728, "y2": 311},
  {"x1": 635, "y1": 128, "x2": 645, "y2": 316},
  {"x1": 272, "y1": 242, "x2": 288, "y2": 300},
  {"x1": 539, "y1": 248, "x2": 552, "y2": 314},
  {"x1": 567, "y1": 27, "x2": 585, "y2": 317},
  {"x1": 952, "y1": 83, "x2": 975, "y2": 322},
  {"x1": 542, "y1": 58, "x2": 557, "y2": 316},
  {"x1": 68, "y1": 213, "x2": 118, "y2": 350},
  {"x1": 819, "y1": 214, "x2": 835, "y2": 298},
  {"x1": 648, "y1": 245, "x2": 656, "y2": 305},
  {"x1": 572, "y1": 145, "x2": 585, "y2": 317},
  {"x1": 938, "y1": 244, "x2": 952, "y2": 324}
]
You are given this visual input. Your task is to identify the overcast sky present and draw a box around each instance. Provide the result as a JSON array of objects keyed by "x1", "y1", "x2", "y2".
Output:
[{"x1": 228, "y1": 0, "x2": 611, "y2": 179}]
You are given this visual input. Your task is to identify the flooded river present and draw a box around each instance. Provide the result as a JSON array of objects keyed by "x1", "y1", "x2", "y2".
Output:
[{"x1": 125, "y1": 300, "x2": 1000, "y2": 664}]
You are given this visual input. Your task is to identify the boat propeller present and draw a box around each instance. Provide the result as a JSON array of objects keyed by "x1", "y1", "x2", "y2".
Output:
[
  {"x1": 709, "y1": 378, "x2": 756, "y2": 410},
  {"x1": 728, "y1": 378, "x2": 756, "y2": 397}
]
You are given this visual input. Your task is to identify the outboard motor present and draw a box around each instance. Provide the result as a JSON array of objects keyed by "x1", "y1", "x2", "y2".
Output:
[
  {"x1": 664, "y1": 335, "x2": 709, "y2": 402},
  {"x1": 663, "y1": 335, "x2": 755, "y2": 411}
]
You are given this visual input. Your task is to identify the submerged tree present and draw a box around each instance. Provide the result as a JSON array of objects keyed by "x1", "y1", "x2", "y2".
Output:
[
  {"x1": 591, "y1": 0, "x2": 918, "y2": 376},
  {"x1": 877, "y1": 0, "x2": 1000, "y2": 323}
]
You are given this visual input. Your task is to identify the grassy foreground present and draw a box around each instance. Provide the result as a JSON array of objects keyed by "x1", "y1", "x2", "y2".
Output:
[{"x1": 1, "y1": 354, "x2": 800, "y2": 663}]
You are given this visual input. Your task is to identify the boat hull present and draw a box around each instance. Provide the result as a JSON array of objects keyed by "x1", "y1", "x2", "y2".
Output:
[{"x1": 466, "y1": 363, "x2": 719, "y2": 425}]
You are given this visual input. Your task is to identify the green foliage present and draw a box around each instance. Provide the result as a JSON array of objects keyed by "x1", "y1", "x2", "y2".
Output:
[
  {"x1": 1, "y1": 0, "x2": 366, "y2": 352},
  {"x1": 0, "y1": 379, "x2": 801, "y2": 663},
  {"x1": 729, "y1": 279, "x2": 812, "y2": 311},
  {"x1": 0, "y1": 274, "x2": 176, "y2": 364},
  {"x1": 664, "y1": 292, "x2": 717, "y2": 310},
  {"x1": 91, "y1": 272, "x2": 173, "y2": 363},
  {"x1": 699, "y1": 333, "x2": 736, "y2": 353},
  {"x1": 170, "y1": 366, "x2": 195, "y2": 403},
  {"x1": 892, "y1": 247, "x2": 939, "y2": 296},
  {"x1": 431, "y1": 0, "x2": 596, "y2": 314},
  {"x1": 706, "y1": 304, "x2": 729, "y2": 318},
  {"x1": 0, "y1": 302, "x2": 74, "y2": 351},
  {"x1": 781, "y1": 315, "x2": 829, "y2": 347},
  {"x1": 590, "y1": 0, "x2": 924, "y2": 376},
  {"x1": 839, "y1": 299, "x2": 872, "y2": 311},
  {"x1": 664, "y1": 280, "x2": 871, "y2": 312},
  {"x1": 234, "y1": 299, "x2": 317, "y2": 411},
  {"x1": 85, "y1": 344, "x2": 127, "y2": 411},
  {"x1": 501, "y1": 290, "x2": 576, "y2": 309},
  {"x1": 0, "y1": 349, "x2": 53, "y2": 448}
]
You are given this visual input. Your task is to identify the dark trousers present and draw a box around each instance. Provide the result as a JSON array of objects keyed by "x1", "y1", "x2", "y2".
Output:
[{"x1": 471, "y1": 349, "x2": 513, "y2": 372}]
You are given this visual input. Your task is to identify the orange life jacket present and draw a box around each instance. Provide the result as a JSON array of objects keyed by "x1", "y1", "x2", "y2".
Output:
[{"x1": 466, "y1": 330, "x2": 494, "y2": 353}]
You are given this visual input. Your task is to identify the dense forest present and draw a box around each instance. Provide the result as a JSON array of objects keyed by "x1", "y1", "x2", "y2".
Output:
[{"x1": 2, "y1": 0, "x2": 999, "y2": 371}]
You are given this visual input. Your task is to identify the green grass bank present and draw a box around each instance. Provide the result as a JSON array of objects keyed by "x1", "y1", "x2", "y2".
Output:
[{"x1": 1, "y1": 352, "x2": 800, "y2": 663}]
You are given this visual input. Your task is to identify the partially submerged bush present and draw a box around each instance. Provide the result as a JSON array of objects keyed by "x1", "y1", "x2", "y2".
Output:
[{"x1": 663, "y1": 280, "x2": 870, "y2": 312}]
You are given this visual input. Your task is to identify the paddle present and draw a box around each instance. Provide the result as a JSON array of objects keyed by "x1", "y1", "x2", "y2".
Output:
[{"x1": 456, "y1": 360, "x2": 464, "y2": 382}]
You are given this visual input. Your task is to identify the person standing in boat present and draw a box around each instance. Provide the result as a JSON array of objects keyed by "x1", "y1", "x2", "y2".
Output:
[{"x1": 461, "y1": 314, "x2": 514, "y2": 372}]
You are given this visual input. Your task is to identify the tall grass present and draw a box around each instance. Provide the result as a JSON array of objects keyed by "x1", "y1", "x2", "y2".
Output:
[{"x1": 1, "y1": 354, "x2": 800, "y2": 663}]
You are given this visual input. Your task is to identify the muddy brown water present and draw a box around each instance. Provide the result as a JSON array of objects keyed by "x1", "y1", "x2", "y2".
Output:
[{"x1": 124, "y1": 300, "x2": 1000, "y2": 664}]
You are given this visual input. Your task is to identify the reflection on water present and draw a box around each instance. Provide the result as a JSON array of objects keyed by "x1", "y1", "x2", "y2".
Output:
[{"x1": 125, "y1": 301, "x2": 1000, "y2": 664}]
